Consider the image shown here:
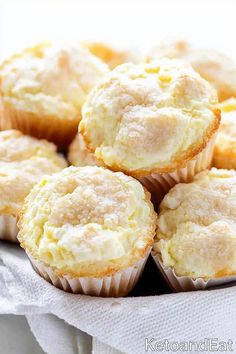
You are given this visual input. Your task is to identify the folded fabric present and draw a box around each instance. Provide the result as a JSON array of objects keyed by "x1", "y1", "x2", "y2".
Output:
[{"x1": 0, "y1": 243, "x2": 236, "y2": 354}]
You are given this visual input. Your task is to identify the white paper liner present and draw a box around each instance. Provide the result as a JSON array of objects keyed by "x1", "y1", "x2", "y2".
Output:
[
  {"x1": 26, "y1": 248, "x2": 151, "y2": 297},
  {"x1": 0, "y1": 215, "x2": 19, "y2": 243},
  {"x1": 138, "y1": 136, "x2": 215, "y2": 207},
  {"x1": 1, "y1": 101, "x2": 77, "y2": 149},
  {"x1": 152, "y1": 251, "x2": 236, "y2": 292}
]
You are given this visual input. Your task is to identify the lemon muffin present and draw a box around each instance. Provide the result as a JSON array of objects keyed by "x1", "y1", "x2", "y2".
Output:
[
  {"x1": 0, "y1": 129, "x2": 67, "y2": 242},
  {"x1": 68, "y1": 133, "x2": 101, "y2": 167},
  {"x1": 0, "y1": 43, "x2": 108, "y2": 148},
  {"x1": 152, "y1": 168, "x2": 236, "y2": 291},
  {"x1": 82, "y1": 41, "x2": 142, "y2": 69},
  {"x1": 148, "y1": 39, "x2": 236, "y2": 102},
  {"x1": 213, "y1": 98, "x2": 236, "y2": 169},
  {"x1": 80, "y1": 59, "x2": 220, "y2": 205},
  {"x1": 18, "y1": 166, "x2": 156, "y2": 296}
]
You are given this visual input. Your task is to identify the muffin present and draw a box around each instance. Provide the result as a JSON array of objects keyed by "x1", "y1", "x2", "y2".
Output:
[
  {"x1": 152, "y1": 168, "x2": 236, "y2": 291},
  {"x1": 80, "y1": 59, "x2": 220, "y2": 205},
  {"x1": 0, "y1": 129, "x2": 67, "y2": 242},
  {"x1": 147, "y1": 39, "x2": 236, "y2": 101},
  {"x1": 82, "y1": 41, "x2": 143, "y2": 69},
  {"x1": 68, "y1": 133, "x2": 101, "y2": 167},
  {"x1": 213, "y1": 98, "x2": 236, "y2": 169},
  {"x1": 0, "y1": 42, "x2": 108, "y2": 149},
  {"x1": 18, "y1": 166, "x2": 156, "y2": 297}
]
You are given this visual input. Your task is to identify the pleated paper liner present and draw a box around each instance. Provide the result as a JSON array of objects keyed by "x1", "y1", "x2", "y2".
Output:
[
  {"x1": 0, "y1": 101, "x2": 78, "y2": 149},
  {"x1": 152, "y1": 251, "x2": 236, "y2": 292},
  {"x1": 138, "y1": 135, "x2": 216, "y2": 207},
  {"x1": 0, "y1": 214, "x2": 19, "y2": 243},
  {"x1": 27, "y1": 248, "x2": 151, "y2": 297}
]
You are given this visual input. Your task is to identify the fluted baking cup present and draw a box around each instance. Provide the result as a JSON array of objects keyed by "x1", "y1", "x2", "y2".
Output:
[
  {"x1": 152, "y1": 251, "x2": 236, "y2": 292},
  {"x1": 0, "y1": 215, "x2": 19, "y2": 242},
  {"x1": 0, "y1": 101, "x2": 78, "y2": 149},
  {"x1": 26, "y1": 248, "x2": 151, "y2": 297},
  {"x1": 139, "y1": 136, "x2": 216, "y2": 207}
]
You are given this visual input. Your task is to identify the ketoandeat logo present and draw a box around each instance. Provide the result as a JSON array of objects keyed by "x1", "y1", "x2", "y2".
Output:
[{"x1": 145, "y1": 338, "x2": 233, "y2": 352}]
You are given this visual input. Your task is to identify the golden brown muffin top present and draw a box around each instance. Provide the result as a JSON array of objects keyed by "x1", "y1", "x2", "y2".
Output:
[
  {"x1": 18, "y1": 166, "x2": 156, "y2": 277},
  {"x1": 80, "y1": 59, "x2": 219, "y2": 176},
  {"x1": 154, "y1": 168, "x2": 236, "y2": 279},
  {"x1": 148, "y1": 39, "x2": 236, "y2": 101}
]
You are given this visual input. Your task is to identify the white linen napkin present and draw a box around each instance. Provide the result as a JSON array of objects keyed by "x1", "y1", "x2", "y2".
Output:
[
  {"x1": 1, "y1": 242, "x2": 236, "y2": 354},
  {"x1": 26, "y1": 314, "x2": 92, "y2": 354}
]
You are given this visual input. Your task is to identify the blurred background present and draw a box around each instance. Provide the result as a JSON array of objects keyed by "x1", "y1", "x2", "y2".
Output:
[{"x1": 1, "y1": 0, "x2": 236, "y2": 60}]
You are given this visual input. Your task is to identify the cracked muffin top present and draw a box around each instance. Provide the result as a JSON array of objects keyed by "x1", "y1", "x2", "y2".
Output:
[
  {"x1": 148, "y1": 39, "x2": 236, "y2": 102},
  {"x1": 18, "y1": 166, "x2": 157, "y2": 277},
  {"x1": 0, "y1": 42, "x2": 108, "y2": 120},
  {"x1": 154, "y1": 168, "x2": 236, "y2": 279},
  {"x1": 80, "y1": 59, "x2": 220, "y2": 176}
]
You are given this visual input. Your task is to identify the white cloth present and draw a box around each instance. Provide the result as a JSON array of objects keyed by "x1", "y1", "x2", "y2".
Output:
[{"x1": 1, "y1": 242, "x2": 236, "y2": 354}]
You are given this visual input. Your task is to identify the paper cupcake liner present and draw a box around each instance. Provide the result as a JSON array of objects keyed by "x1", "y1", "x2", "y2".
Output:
[
  {"x1": 0, "y1": 215, "x2": 19, "y2": 243},
  {"x1": 152, "y1": 251, "x2": 236, "y2": 292},
  {"x1": 1, "y1": 101, "x2": 78, "y2": 149},
  {"x1": 138, "y1": 136, "x2": 215, "y2": 207},
  {"x1": 26, "y1": 248, "x2": 151, "y2": 297}
]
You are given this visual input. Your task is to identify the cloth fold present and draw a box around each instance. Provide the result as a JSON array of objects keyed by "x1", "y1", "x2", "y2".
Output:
[
  {"x1": 26, "y1": 314, "x2": 92, "y2": 354},
  {"x1": 1, "y1": 243, "x2": 236, "y2": 354}
]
